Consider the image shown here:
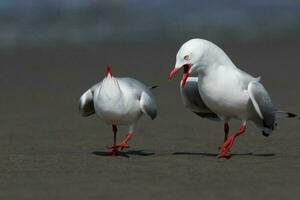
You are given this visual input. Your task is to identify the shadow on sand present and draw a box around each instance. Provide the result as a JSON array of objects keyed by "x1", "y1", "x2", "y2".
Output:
[
  {"x1": 92, "y1": 150, "x2": 155, "y2": 158},
  {"x1": 173, "y1": 152, "x2": 275, "y2": 158}
]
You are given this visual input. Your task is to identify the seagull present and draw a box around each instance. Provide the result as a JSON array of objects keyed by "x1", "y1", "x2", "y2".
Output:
[
  {"x1": 79, "y1": 65, "x2": 158, "y2": 156},
  {"x1": 168, "y1": 38, "x2": 297, "y2": 158}
]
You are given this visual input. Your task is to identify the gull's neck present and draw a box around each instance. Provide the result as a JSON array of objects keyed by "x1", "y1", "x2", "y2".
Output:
[{"x1": 196, "y1": 42, "x2": 236, "y2": 75}]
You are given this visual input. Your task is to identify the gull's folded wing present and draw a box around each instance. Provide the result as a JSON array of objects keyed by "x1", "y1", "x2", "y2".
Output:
[
  {"x1": 118, "y1": 77, "x2": 158, "y2": 120},
  {"x1": 140, "y1": 91, "x2": 158, "y2": 120},
  {"x1": 181, "y1": 77, "x2": 219, "y2": 121},
  {"x1": 248, "y1": 81, "x2": 275, "y2": 134},
  {"x1": 79, "y1": 82, "x2": 101, "y2": 117}
]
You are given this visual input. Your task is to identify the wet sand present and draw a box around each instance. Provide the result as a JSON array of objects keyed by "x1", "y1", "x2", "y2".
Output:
[{"x1": 0, "y1": 39, "x2": 300, "y2": 199}]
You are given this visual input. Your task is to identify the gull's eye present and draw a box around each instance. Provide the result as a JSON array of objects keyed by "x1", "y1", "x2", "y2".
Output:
[{"x1": 184, "y1": 55, "x2": 190, "y2": 61}]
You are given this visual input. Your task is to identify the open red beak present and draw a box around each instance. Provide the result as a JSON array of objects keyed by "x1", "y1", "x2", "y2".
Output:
[
  {"x1": 168, "y1": 67, "x2": 180, "y2": 80},
  {"x1": 168, "y1": 64, "x2": 191, "y2": 88}
]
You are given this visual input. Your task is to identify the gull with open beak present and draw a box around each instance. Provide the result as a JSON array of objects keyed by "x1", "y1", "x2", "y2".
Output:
[
  {"x1": 169, "y1": 38, "x2": 297, "y2": 158},
  {"x1": 79, "y1": 65, "x2": 158, "y2": 156}
]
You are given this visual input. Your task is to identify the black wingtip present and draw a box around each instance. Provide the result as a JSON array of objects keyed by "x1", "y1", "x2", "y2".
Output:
[
  {"x1": 262, "y1": 131, "x2": 270, "y2": 137},
  {"x1": 287, "y1": 112, "x2": 297, "y2": 118},
  {"x1": 150, "y1": 85, "x2": 158, "y2": 90},
  {"x1": 149, "y1": 112, "x2": 157, "y2": 120}
]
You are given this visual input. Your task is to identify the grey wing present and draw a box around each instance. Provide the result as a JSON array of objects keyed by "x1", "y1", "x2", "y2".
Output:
[
  {"x1": 117, "y1": 77, "x2": 158, "y2": 120},
  {"x1": 140, "y1": 91, "x2": 158, "y2": 120},
  {"x1": 79, "y1": 82, "x2": 101, "y2": 117},
  {"x1": 180, "y1": 77, "x2": 219, "y2": 121},
  {"x1": 248, "y1": 81, "x2": 276, "y2": 133}
]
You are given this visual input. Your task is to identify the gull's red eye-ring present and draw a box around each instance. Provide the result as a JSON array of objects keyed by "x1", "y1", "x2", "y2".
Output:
[{"x1": 184, "y1": 54, "x2": 191, "y2": 61}]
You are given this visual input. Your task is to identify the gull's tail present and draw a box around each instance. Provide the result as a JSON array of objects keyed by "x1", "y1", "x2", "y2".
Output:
[
  {"x1": 149, "y1": 85, "x2": 158, "y2": 90},
  {"x1": 261, "y1": 110, "x2": 296, "y2": 137},
  {"x1": 275, "y1": 110, "x2": 297, "y2": 119}
]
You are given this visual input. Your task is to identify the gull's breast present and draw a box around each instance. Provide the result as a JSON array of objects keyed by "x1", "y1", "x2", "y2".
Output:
[{"x1": 198, "y1": 72, "x2": 251, "y2": 119}]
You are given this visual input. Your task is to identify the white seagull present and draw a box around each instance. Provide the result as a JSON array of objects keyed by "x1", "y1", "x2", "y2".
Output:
[
  {"x1": 79, "y1": 65, "x2": 158, "y2": 156},
  {"x1": 168, "y1": 38, "x2": 296, "y2": 158}
]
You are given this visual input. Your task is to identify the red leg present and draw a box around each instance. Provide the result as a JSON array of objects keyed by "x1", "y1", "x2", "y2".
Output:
[
  {"x1": 109, "y1": 125, "x2": 118, "y2": 156},
  {"x1": 115, "y1": 133, "x2": 132, "y2": 150},
  {"x1": 219, "y1": 123, "x2": 230, "y2": 149},
  {"x1": 219, "y1": 125, "x2": 246, "y2": 158},
  {"x1": 224, "y1": 122, "x2": 229, "y2": 142}
]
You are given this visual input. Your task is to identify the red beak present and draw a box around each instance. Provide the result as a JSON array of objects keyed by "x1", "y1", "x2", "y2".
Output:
[
  {"x1": 168, "y1": 67, "x2": 181, "y2": 80},
  {"x1": 168, "y1": 64, "x2": 191, "y2": 88},
  {"x1": 106, "y1": 64, "x2": 113, "y2": 77}
]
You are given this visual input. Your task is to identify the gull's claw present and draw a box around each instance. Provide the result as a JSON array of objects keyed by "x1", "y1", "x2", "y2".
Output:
[
  {"x1": 218, "y1": 148, "x2": 231, "y2": 158},
  {"x1": 107, "y1": 142, "x2": 130, "y2": 150},
  {"x1": 116, "y1": 142, "x2": 130, "y2": 150}
]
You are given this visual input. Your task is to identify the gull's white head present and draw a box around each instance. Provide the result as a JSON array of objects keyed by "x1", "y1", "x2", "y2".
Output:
[{"x1": 168, "y1": 39, "x2": 210, "y2": 88}]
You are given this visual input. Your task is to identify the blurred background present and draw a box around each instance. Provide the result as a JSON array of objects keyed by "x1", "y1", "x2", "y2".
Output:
[
  {"x1": 0, "y1": 0, "x2": 299, "y2": 48},
  {"x1": 1, "y1": 1, "x2": 300, "y2": 199}
]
